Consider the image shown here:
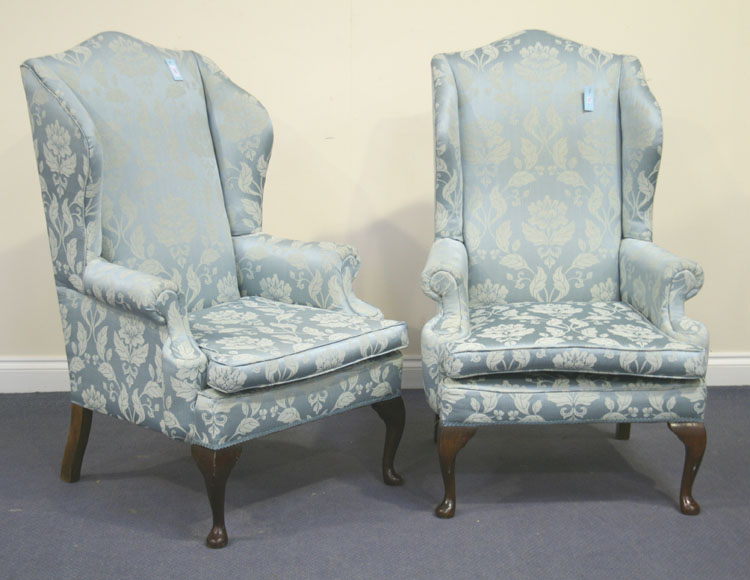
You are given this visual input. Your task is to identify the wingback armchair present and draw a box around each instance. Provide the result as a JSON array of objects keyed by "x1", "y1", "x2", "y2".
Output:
[
  {"x1": 422, "y1": 30, "x2": 708, "y2": 518},
  {"x1": 22, "y1": 32, "x2": 408, "y2": 548}
]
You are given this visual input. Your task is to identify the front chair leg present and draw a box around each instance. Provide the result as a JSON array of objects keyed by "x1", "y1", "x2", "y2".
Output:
[
  {"x1": 191, "y1": 444, "x2": 242, "y2": 548},
  {"x1": 371, "y1": 396, "x2": 406, "y2": 486},
  {"x1": 668, "y1": 422, "x2": 707, "y2": 515},
  {"x1": 435, "y1": 425, "x2": 477, "y2": 519},
  {"x1": 61, "y1": 403, "x2": 92, "y2": 483}
]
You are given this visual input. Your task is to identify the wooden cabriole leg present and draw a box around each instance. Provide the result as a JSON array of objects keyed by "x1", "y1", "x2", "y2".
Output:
[
  {"x1": 191, "y1": 444, "x2": 242, "y2": 549},
  {"x1": 371, "y1": 396, "x2": 406, "y2": 486},
  {"x1": 433, "y1": 412, "x2": 439, "y2": 444},
  {"x1": 668, "y1": 422, "x2": 707, "y2": 515},
  {"x1": 615, "y1": 423, "x2": 631, "y2": 440},
  {"x1": 60, "y1": 403, "x2": 92, "y2": 483},
  {"x1": 435, "y1": 425, "x2": 478, "y2": 519}
]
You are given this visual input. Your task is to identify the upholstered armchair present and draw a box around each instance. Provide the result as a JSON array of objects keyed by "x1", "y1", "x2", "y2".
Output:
[
  {"x1": 22, "y1": 32, "x2": 408, "y2": 548},
  {"x1": 422, "y1": 30, "x2": 707, "y2": 518}
]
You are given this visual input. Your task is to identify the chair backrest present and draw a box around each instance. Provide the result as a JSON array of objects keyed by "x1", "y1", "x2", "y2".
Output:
[
  {"x1": 432, "y1": 30, "x2": 662, "y2": 304},
  {"x1": 21, "y1": 32, "x2": 273, "y2": 311}
]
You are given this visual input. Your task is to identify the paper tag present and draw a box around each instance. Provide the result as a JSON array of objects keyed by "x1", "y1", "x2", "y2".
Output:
[
  {"x1": 583, "y1": 86, "x2": 594, "y2": 112},
  {"x1": 165, "y1": 58, "x2": 183, "y2": 81}
]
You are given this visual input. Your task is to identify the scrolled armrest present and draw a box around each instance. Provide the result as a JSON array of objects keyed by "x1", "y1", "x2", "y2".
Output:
[
  {"x1": 620, "y1": 238, "x2": 708, "y2": 348},
  {"x1": 82, "y1": 257, "x2": 203, "y2": 361},
  {"x1": 234, "y1": 233, "x2": 382, "y2": 318},
  {"x1": 420, "y1": 238, "x2": 470, "y2": 337}
]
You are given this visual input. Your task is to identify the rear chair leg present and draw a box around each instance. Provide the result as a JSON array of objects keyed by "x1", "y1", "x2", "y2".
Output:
[
  {"x1": 668, "y1": 422, "x2": 707, "y2": 515},
  {"x1": 371, "y1": 396, "x2": 406, "y2": 486},
  {"x1": 615, "y1": 423, "x2": 631, "y2": 440},
  {"x1": 191, "y1": 444, "x2": 242, "y2": 548},
  {"x1": 61, "y1": 403, "x2": 92, "y2": 483},
  {"x1": 436, "y1": 425, "x2": 477, "y2": 519}
]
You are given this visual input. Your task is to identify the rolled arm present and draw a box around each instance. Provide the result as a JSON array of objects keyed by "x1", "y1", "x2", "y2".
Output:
[
  {"x1": 234, "y1": 233, "x2": 382, "y2": 318},
  {"x1": 421, "y1": 238, "x2": 470, "y2": 337},
  {"x1": 82, "y1": 257, "x2": 204, "y2": 361},
  {"x1": 619, "y1": 238, "x2": 708, "y2": 348}
]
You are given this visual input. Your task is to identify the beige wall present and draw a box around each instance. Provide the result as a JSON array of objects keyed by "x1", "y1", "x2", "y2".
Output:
[{"x1": 1, "y1": 0, "x2": 748, "y2": 357}]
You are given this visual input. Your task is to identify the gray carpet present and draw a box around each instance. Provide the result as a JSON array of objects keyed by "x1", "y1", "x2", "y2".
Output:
[{"x1": 0, "y1": 388, "x2": 748, "y2": 580}]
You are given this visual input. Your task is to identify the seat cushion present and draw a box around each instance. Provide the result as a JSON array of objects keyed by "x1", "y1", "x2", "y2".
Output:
[
  {"x1": 189, "y1": 297, "x2": 408, "y2": 393},
  {"x1": 442, "y1": 302, "x2": 706, "y2": 380}
]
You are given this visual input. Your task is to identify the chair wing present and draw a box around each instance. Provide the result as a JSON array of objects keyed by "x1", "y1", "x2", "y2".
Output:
[
  {"x1": 23, "y1": 32, "x2": 241, "y2": 312},
  {"x1": 197, "y1": 54, "x2": 273, "y2": 236}
]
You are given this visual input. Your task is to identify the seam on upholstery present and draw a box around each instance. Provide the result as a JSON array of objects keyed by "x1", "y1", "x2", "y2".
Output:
[
  {"x1": 446, "y1": 366, "x2": 704, "y2": 381},
  {"x1": 205, "y1": 341, "x2": 406, "y2": 393},
  {"x1": 443, "y1": 377, "x2": 704, "y2": 393},
  {"x1": 447, "y1": 342, "x2": 703, "y2": 356},
  {"x1": 429, "y1": 270, "x2": 467, "y2": 336},
  {"x1": 665, "y1": 267, "x2": 698, "y2": 334},
  {"x1": 428, "y1": 268, "x2": 462, "y2": 295},
  {"x1": 445, "y1": 55, "x2": 464, "y2": 243},
  {"x1": 22, "y1": 64, "x2": 95, "y2": 274},
  {"x1": 339, "y1": 252, "x2": 361, "y2": 314},
  {"x1": 618, "y1": 54, "x2": 625, "y2": 241},
  {"x1": 442, "y1": 417, "x2": 704, "y2": 427},
  {"x1": 200, "y1": 317, "x2": 406, "y2": 362},
  {"x1": 191, "y1": 50, "x2": 237, "y2": 240}
]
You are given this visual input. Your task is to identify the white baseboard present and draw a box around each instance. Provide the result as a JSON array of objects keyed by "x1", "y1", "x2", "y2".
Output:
[
  {"x1": 0, "y1": 358, "x2": 71, "y2": 393},
  {"x1": 704, "y1": 352, "x2": 750, "y2": 387},
  {"x1": 0, "y1": 353, "x2": 748, "y2": 394}
]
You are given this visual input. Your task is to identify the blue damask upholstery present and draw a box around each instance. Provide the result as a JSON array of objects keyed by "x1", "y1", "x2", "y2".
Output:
[
  {"x1": 23, "y1": 31, "x2": 409, "y2": 546},
  {"x1": 443, "y1": 302, "x2": 706, "y2": 380},
  {"x1": 423, "y1": 29, "x2": 707, "y2": 425},
  {"x1": 422, "y1": 30, "x2": 708, "y2": 517},
  {"x1": 190, "y1": 297, "x2": 407, "y2": 392},
  {"x1": 22, "y1": 33, "x2": 407, "y2": 454},
  {"x1": 440, "y1": 374, "x2": 705, "y2": 426}
]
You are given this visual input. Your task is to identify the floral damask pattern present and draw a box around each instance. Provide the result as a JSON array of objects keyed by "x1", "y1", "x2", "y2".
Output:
[
  {"x1": 23, "y1": 32, "x2": 406, "y2": 452},
  {"x1": 197, "y1": 54, "x2": 273, "y2": 236},
  {"x1": 439, "y1": 374, "x2": 705, "y2": 425},
  {"x1": 194, "y1": 354, "x2": 402, "y2": 448},
  {"x1": 190, "y1": 297, "x2": 408, "y2": 392},
  {"x1": 433, "y1": 29, "x2": 656, "y2": 303},
  {"x1": 59, "y1": 285, "x2": 403, "y2": 447},
  {"x1": 444, "y1": 301, "x2": 706, "y2": 380},
  {"x1": 25, "y1": 32, "x2": 241, "y2": 312},
  {"x1": 620, "y1": 57, "x2": 663, "y2": 241},
  {"x1": 422, "y1": 30, "x2": 706, "y2": 428},
  {"x1": 22, "y1": 71, "x2": 92, "y2": 293},
  {"x1": 620, "y1": 238, "x2": 708, "y2": 347},
  {"x1": 431, "y1": 54, "x2": 463, "y2": 240},
  {"x1": 233, "y1": 233, "x2": 383, "y2": 317}
]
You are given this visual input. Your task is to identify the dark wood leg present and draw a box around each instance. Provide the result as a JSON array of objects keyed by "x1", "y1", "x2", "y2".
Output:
[
  {"x1": 60, "y1": 403, "x2": 92, "y2": 483},
  {"x1": 668, "y1": 422, "x2": 707, "y2": 515},
  {"x1": 371, "y1": 396, "x2": 405, "y2": 486},
  {"x1": 435, "y1": 425, "x2": 478, "y2": 519},
  {"x1": 615, "y1": 423, "x2": 631, "y2": 440},
  {"x1": 433, "y1": 413, "x2": 439, "y2": 444},
  {"x1": 191, "y1": 444, "x2": 242, "y2": 548}
]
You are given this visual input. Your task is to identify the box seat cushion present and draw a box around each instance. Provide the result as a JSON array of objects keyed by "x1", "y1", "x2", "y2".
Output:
[
  {"x1": 442, "y1": 301, "x2": 706, "y2": 381},
  {"x1": 190, "y1": 297, "x2": 408, "y2": 393}
]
